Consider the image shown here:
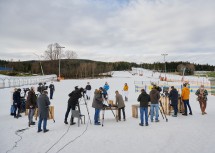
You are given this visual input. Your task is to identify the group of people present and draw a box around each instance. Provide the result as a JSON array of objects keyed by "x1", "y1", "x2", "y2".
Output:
[
  {"x1": 137, "y1": 83, "x2": 208, "y2": 126},
  {"x1": 63, "y1": 82, "x2": 128, "y2": 126},
  {"x1": 11, "y1": 82, "x2": 55, "y2": 133}
]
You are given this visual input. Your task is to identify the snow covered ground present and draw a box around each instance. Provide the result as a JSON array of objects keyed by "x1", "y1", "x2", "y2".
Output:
[{"x1": 0, "y1": 70, "x2": 215, "y2": 153}]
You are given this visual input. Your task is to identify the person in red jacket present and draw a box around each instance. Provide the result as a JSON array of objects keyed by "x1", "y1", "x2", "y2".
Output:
[{"x1": 181, "y1": 83, "x2": 192, "y2": 116}]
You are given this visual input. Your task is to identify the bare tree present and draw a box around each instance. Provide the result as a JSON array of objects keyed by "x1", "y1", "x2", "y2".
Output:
[
  {"x1": 64, "y1": 50, "x2": 78, "y2": 59},
  {"x1": 44, "y1": 43, "x2": 64, "y2": 60}
]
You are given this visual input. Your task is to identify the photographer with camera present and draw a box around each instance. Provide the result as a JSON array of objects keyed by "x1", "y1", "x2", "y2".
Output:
[
  {"x1": 169, "y1": 86, "x2": 179, "y2": 117},
  {"x1": 26, "y1": 87, "x2": 37, "y2": 126},
  {"x1": 149, "y1": 85, "x2": 160, "y2": 122},
  {"x1": 37, "y1": 82, "x2": 48, "y2": 95},
  {"x1": 64, "y1": 86, "x2": 82, "y2": 125}
]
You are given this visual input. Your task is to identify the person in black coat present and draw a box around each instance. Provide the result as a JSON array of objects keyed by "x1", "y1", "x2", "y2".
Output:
[
  {"x1": 137, "y1": 89, "x2": 150, "y2": 126},
  {"x1": 13, "y1": 88, "x2": 21, "y2": 118},
  {"x1": 64, "y1": 86, "x2": 82, "y2": 125},
  {"x1": 169, "y1": 86, "x2": 179, "y2": 117},
  {"x1": 49, "y1": 82, "x2": 55, "y2": 99},
  {"x1": 85, "y1": 82, "x2": 92, "y2": 100}
]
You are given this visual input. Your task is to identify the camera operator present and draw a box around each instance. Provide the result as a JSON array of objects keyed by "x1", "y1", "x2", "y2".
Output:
[
  {"x1": 169, "y1": 86, "x2": 179, "y2": 117},
  {"x1": 149, "y1": 85, "x2": 160, "y2": 122},
  {"x1": 64, "y1": 86, "x2": 82, "y2": 125}
]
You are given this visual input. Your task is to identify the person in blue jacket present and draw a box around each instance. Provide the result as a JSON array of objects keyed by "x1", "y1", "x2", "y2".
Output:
[{"x1": 103, "y1": 82, "x2": 110, "y2": 99}]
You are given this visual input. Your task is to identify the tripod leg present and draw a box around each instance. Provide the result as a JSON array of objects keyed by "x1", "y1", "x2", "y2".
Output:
[
  {"x1": 83, "y1": 97, "x2": 92, "y2": 124},
  {"x1": 101, "y1": 109, "x2": 105, "y2": 127},
  {"x1": 160, "y1": 101, "x2": 168, "y2": 122},
  {"x1": 159, "y1": 107, "x2": 164, "y2": 119}
]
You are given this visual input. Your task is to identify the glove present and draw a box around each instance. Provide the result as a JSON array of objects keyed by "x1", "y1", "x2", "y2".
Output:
[
  {"x1": 30, "y1": 105, "x2": 33, "y2": 108},
  {"x1": 14, "y1": 103, "x2": 17, "y2": 105}
]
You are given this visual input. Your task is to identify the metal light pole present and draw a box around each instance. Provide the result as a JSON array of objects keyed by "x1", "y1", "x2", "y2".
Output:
[
  {"x1": 56, "y1": 46, "x2": 65, "y2": 79},
  {"x1": 34, "y1": 53, "x2": 44, "y2": 75},
  {"x1": 161, "y1": 54, "x2": 168, "y2": 78}
]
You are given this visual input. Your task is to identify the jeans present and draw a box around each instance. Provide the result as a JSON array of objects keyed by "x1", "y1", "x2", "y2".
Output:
[
  {"x1": 38, "y1": 117, "x2": 47, "y2": 131},
  {"x1": 94, "y1": 109, "x2": 101, "y2": 124},
  {"x1": 183, "y1": 99, "x2": 192, "y2": 114},
  {"x1": 150, "y1": 104, "x2": 159, "y2": 121},
  {"x1": 28, "y1": 109, "x2": 35, "y2": 123},
  {"x1": 140, "y1": 107, "x2": 148, "y2": 124}
]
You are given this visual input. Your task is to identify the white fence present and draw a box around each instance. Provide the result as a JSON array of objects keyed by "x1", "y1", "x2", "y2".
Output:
[{"x1": 0, "y1": 75, "x2": 57, "y2": 89}]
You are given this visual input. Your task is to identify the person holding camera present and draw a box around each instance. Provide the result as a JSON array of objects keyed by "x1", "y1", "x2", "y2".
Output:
[
  {"x1": 92, "y1": 89, "x2": 104, "y2": 125},
  {"x1": 169, "y1": 86, "x2": 179, "y2": 117},
  {"x1": 13, "y1": 88, "x2": 21, "y2": 118},
  {"x1": 64, "y1": 86, "x2": 82, "y2": 125},
  {"x1": 149, "y1": 85, "x2": 160, "y2": 122},
  {"x1": 37, "y1": 90, "x2": 50, "y2": 133},
  {"x1": 26, "y1": 87, "x2": 37, "y2": 126}
]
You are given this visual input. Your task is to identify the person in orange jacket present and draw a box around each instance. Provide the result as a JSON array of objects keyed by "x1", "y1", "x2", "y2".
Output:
[
  {"x1": 181, "y1": 83, "x2": 192, "y2": 116},
  {"x1": 123, "y1": 83, "x2": 129, "y2": 101}
]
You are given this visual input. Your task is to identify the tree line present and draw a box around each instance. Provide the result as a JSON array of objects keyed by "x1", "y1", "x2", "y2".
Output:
[{"x1": 0, "y1": 59, "x2": 214, "y2": 78}]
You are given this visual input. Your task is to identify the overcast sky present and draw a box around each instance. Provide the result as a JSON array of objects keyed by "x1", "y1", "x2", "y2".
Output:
[{"x1": 0, "y1": 0, "x2": 215, "y2": 65}]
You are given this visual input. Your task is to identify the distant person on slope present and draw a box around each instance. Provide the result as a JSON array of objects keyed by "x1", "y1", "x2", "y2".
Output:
[
  {"x1": 115, "y1": 91, "x2": 126, "y2": 121},
  {"x1": 169, "y1": 86, "x2": 179, "y2": 117},
  {"x1": 123, "y1": 83, "x2": 129, "y2": 101},
  {"x1": 49, "y1": 82, "x2": 55, "y2": 99},
  {"x1": 195, "y1": 85, "x2": 208, "y2": 115},
  {"x1": 26, "y1": 87, "x2": 37, "y2": 127},
  {"x1": 181, "y1": 83, "x2": 192, "y2": 116},
  {"x1": 137, "y1": 89, "x2": 150, "y2": 126},
  {"x1": 85, "y1": 82, "x2": 92, "y2": 100}
]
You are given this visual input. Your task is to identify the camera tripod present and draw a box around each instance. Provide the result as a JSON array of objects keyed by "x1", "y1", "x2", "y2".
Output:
[{"x1": 101, "y1": 98, "x2": 117, "y2": 127}]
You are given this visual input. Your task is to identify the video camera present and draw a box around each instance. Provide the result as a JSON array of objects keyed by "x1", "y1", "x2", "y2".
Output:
[
  {"x1": 23, "y1": 88, "x2": 30, "y2": 93},
  {"x1": 37, "y1": 82, "x2": 48, "y2": 94}
]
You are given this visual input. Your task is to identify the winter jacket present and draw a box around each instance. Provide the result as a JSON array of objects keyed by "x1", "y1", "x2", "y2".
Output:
[
  {"x1": 195, "y1": 89, "x2": 208, "y2": 101},
  {"x1": 169, "y1": 89, "x2": 179, "y2": 105},
  {"x1": 149, "y1": 89, "x2": 160, "y2": 104},
  {"x1": 37, "y1": 94, "x2": 50, "y2": 119},
  {"x1": 103, "y1": 84, "x2": 110, "y2": 91},
  {"x1": 115, "y1": 93, "x2": 125, "y2": 108},
  {"x1": 26, "y1": 90, "x2": 37, "y2": 109},
  {"x1": 13, "y1": 91, "x2": 21, "y2": 105},
  {"x1": 92, "y1": 90, "x2": 104, "y2": 109},
  {"x1": 137, "y1": 92, "x2": 150, "y2": 107},
  {"x1": 123, "y1": 85, "x2": 128, "y2": 91},
  {"x1": 68, "y1": 89, "x2": 82, "y2": 108},
  {"x1": 181, "y1": 87, "x2": 190, "y2": 100},
  {"x1": 49, "y1": 84, "x2": 55, "y2": 92},
  {"x1": 85, "y1": 85, "x2": 91, "y2": 90}
]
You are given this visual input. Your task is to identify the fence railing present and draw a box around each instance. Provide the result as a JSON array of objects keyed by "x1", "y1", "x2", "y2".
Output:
[{"x1": 0, "y1": 74, "x2": 57, "y2": 89}]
